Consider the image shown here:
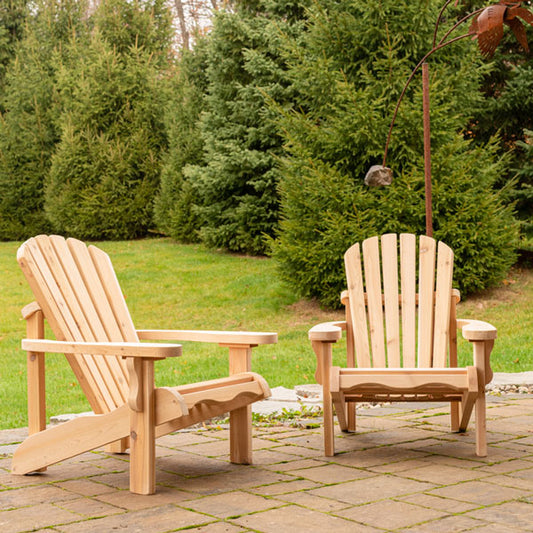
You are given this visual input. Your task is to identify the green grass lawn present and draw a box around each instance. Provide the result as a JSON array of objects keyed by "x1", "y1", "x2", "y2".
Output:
[{"x1": 1, "y1": 238, "x2": 531, "y2": 430}]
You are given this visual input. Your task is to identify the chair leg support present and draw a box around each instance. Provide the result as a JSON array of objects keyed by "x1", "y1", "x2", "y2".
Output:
[
  {"x1": 129, "y1": 359, "x2": 156, "y2": 495},
  {"x1": 313, "y1": 341, "x2": 335, "y2": 456},
  {"x1": 228, "y1": 345, "x2": 253, "y2": 464},
  {"x1": 230, "y1": 405, "x2": 252, "y2": 464}
]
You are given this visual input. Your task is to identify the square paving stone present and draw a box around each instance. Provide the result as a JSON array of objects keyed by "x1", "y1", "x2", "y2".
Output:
[
  {"x1": 167, "y1": 467, "x2": 294, "y2": 495},
  {"x1": 398, "y1": 492, "x2": 480, "y2": 513},
  {"x1": 0, "y1": 502, "x2": 80, "y2": 532},
  {"x1": 428, "y1": 480, "x2": 529, "y2": 505},
  {"x1": 182, "y1": 491, "x2": 283, "y2": 518},
  {"x1": 0, "y1": 484, "x2": 79, "y2": 510},
  {"x1": 475, "y1": 458, "x2": 533, "y2": 475},
  {"x1": 96, "y1": 485, "x2": 196, "y2": 510},
  {"x1": 185, "y1": 522, "x2": 249, "y2": 532},
  {"x1": 273, "y1": 491, "x2": 351, "y2": 512},
  {"x1": 334, "y1": 499, "x2": 447, "y2": 530},
  {"x1": 288, "y1": 463, "x2": 373, "y2": 484},
  {"x1": 54, "y1": 478, "x2": 119, "y2": 497},
  {"x1": 251, "y1": 478, "x2": 322, "y2": 495},
  {"x1": 231, "y1": 504, "x2": 378, "y2": 533},
  {"x1": 402, "y1": 514, "x2": 485, "y2": 532},
  {"x1": 55, "y1": 497, "x2": 122, "y2": 518},
  {"x1": 261, "y1": 458, "x2": 324, "y2": 472},
  {"x1": 466, "y1": 501, "x2": 533, "y2": 531},
  {"x1": 483, "y1": 472, "x2": 533, "y2": 491},
  {"x1": 394, "y1": 464, "x2": 490, "y2": 484},
  {"x1": 308, "y1": 474, "x2": 435, "y2": 505},
  {"x1": 330, "y1": 447, "x2": 427, "y2": 468},
  {"x1": 55, "y1": 503, "x2": 211, "y2": 532}
]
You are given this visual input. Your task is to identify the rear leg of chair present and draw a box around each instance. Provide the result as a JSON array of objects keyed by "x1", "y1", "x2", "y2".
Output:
[
  {"x1": 347, "y1": 402, "x2": 356, "y2": 432},
  {"x1": 475, "y1": 391, "x2": 487, "y2": 457},
  {"x1": 450, "y1": 401, "x2": 460, "y2": 432},
  {"x1": 459, "y1": 367, "x2": 478, "y2": 432},
  {"x1": 332, "y1": 391, "x2": 348, "y2": 432},
  {"x1": 106, "y1": 437, "x2": 129, "y2": 454}
]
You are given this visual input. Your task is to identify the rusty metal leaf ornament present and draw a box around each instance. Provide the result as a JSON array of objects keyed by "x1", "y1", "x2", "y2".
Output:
[{"x1": 471, "y1": 1, "x2": 533, "y2": 57}]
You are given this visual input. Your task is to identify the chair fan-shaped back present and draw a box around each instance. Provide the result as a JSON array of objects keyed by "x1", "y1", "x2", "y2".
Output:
[
  {"x1": 17, "y1": 235, "x2": 137, "y2": 414},
  {"x1": 344, "y1": 234, "x2": 454, "y2": 369}
]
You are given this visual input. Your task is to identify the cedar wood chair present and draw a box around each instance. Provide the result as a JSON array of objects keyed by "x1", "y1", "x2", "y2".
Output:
[
  {"x1": 12, "y1": 235, "x2": 277, "y2": 494},
  {"x1": 309, "y1": 234, "x2": 497, "y2": 457}
]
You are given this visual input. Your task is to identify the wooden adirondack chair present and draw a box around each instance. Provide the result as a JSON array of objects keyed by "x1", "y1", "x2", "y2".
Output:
[
  {"x1": 309, "y1": 234, "x2": 497, "y2": 457},
  {"x1": 12, "y1": 235, "x2": 277, "y2": 494}
]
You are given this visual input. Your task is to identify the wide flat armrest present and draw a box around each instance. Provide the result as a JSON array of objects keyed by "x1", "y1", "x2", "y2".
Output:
[
  {"x1": 309, "y1": 321, "x2": 345, "y2": 342},
  {"x1": 137, "y1": 329, "x2": 277, "y2": 346},
  {"x1": 22, "y1": 339, "x2": 182, "y2": 359},
  {"x1": 457, "y1": 319, "x2": 497, "y2": 341}
]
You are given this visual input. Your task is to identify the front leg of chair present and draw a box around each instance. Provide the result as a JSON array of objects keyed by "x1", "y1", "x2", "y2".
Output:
[
  {"x1": 127, "y1": 358, "x2": 156, "y2": 495},
  {"x1": 312, "y1": 340, "x2": 335, "y2": 456},
  {"x1": 227, "y1": 345, "x2": 253, "y2": 464},
  {"x1": 473, "y1": 341, "x2": 492, "y2": 457},
  {"x1": 24, "y1": 305, "x2": 47, "y2": 472}
]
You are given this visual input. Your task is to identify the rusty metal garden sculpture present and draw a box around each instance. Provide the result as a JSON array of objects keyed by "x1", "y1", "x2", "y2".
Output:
[{"x1": 366, "y1": 0, "x2": 533, "y2": 237}]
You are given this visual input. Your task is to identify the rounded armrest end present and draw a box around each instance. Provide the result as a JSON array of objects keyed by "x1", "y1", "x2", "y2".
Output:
[
  {"x1": 308, "y1": 322, "x2": 344, "y2": 342},
  {"x1": 458, "y1": 319, "x2": 497, "y2": 341}
]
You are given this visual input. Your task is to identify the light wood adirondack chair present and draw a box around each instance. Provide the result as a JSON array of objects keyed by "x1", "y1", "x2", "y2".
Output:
[
  {"x1": 309, "y1": 234, "x2": 497, "y2": 457},
  {"x1": 12, "y1": 235, "x2": 277, "y2": 494}
]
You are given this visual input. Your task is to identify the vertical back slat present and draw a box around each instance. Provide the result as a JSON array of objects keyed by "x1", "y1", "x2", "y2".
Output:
[
  {"x1": 362, "y1": 236, "x2": 386, "y2": 367},
  {"x1": 417, "y1": 235, "x2": 436, "y2": 367},
  {"x1": 344, "y1": 244, "x2": 371, "y2": 367},
  {"x1": 381, "y1": 234, "x2": 400, "y2": 367},
  {"x1": 48, "y1": 236, "x2": 127, "y2": 407},
  {"x1": 400, "y1": 234, "x2": 416, "y2": 367},
  {"x1": 432, "y1": 241, "x2": 454, "y2": 367}
]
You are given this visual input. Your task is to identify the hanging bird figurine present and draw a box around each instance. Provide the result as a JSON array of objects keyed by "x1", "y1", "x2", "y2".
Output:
[{"x1": 470, "y1": 1, "x2": 533, "y2": 57}]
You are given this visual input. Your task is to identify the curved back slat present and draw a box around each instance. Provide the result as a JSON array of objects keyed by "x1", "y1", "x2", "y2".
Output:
[
  {"x1": 432, "y1": 241, "x2": 454, "y2": 367},
  {"x1": 400, "y1": 234, "x2": 417, "y2": 366},
  {"x1": 381, "y1": 234, "x2": 400, "y2": 367},
  {"x1": 344, "y1": 234, "x2": 454, "y2": 370},
  {"x1": 363, "y1": 236, "x2": 386, "y2": 367},
  {"x1": 344, "y1": 243, "x2": 370, "y2": 367},
  {"x1": 17, "y1": 235, "x2": 135, "y2": 413},
  {"x1": 417, "y1": 235, "x2": 436, "y2": 368}
]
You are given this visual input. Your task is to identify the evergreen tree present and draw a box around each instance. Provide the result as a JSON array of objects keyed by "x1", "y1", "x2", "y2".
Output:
[
  {"x1": 272, "y1": 0, "x2": 518, "y2": 308},
  {"x1": 0, "y1": 0, "x2": 87, "y2": 240},
  {"x1": 0, "y1": 0, "x2": 28, "y2": 102},
  {"x1": 182, "y1": 0, "x2": 307, "y2": 254},
  {"x1": 45, "y1": 0, "x2": 173, "y2": 239},
  {"x1": 470, "y1": 33, "x2": 533, "y2": 245},
  {"x1": 154, "y1": 42, "x2": 209, "y2": 242}
]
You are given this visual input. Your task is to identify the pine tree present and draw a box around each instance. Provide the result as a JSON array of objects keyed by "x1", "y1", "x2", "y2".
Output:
[
  {"x1": 45, "y1": 0, "x2": 173, "y2": 239},
  {"x1": 0, "y1": 0, "x2": 87, "y2": 240},
  {"x1": 182, "y1": 0, "x2": 307, "y2": 254},
  {"x1": 271, "y1": 0, "x2": 518, "y2": 307},
  {"x1": 154, "y1": 42, "x2": 209, "y2": 242},
  {"x1": 0, "y1": 0, "x2": 28, "y2": 102}
]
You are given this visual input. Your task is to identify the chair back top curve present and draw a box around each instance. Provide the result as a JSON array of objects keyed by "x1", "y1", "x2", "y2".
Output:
[
  {"x1": 344, "y1": 233, "x2": 456, "y2": 369},
  {"x1": 17, "y1": 235, "x2": 136, "y2": 414}
]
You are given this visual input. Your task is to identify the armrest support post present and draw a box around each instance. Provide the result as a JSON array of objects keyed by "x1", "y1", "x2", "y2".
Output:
[
  {"x1": 224, "y1": 344, "x2": 253, "y2": 464},
  {"x1": 128, "y1": 357, "x2": 155, "y2": 495},
  {"x1": 26, "y1": 305, "x2": 46, "y2": 437}
]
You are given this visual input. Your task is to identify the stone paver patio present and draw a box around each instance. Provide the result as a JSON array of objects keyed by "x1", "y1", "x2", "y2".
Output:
[{"x1": 1, "y1": 394, "x2": 532, "y2": 532}]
